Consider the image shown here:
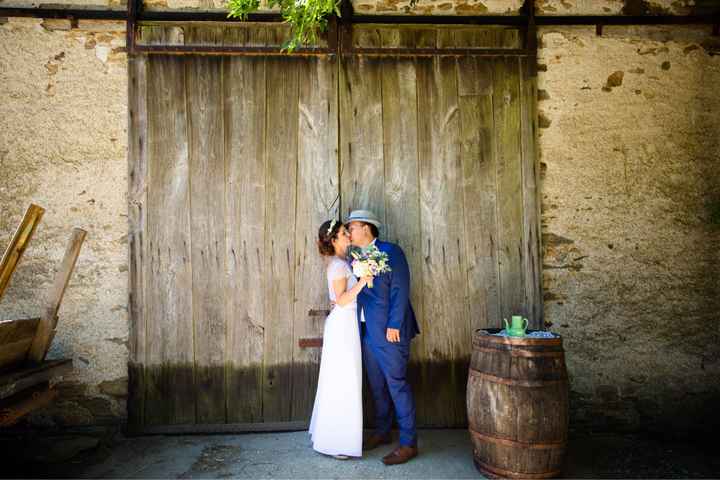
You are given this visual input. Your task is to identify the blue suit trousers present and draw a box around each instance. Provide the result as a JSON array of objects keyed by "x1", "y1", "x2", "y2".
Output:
[{"x1": 361, "y1": 322, "x2": 417, "y2": 447}]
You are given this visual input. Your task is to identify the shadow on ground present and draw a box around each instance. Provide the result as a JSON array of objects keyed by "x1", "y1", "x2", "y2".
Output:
[{"x1": 1, "y1": 427, "x2": 718, "y2": 478}]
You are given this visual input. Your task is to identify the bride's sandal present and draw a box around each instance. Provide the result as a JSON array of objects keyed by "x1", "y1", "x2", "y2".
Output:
[{"x1": 333, "y1": 454, "x2": 350, "y2": 460}]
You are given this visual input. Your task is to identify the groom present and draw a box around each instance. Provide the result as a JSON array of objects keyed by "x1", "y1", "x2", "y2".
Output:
[{"x1": 345, "y1": 209, "x2": 420, "y2": 465}]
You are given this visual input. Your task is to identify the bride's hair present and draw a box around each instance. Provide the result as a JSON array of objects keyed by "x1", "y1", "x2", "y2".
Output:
[{"x1": 317, "y1": 219, "x2": 341, "y2": 256}]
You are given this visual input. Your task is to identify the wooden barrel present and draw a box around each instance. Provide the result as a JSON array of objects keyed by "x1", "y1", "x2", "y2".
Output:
[{"x1": 467, "y1": 328, "x2": 569, "y2": 479}]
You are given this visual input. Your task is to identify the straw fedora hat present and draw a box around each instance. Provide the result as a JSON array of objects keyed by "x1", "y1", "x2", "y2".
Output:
[{"x1": 344, "y1": 209, "x2": 382, "y2": 229}]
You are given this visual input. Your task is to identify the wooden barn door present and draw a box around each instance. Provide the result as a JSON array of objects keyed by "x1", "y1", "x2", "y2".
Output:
[
  {"x1": 128, "y1": 23, "x2": 541, "y2": 431},
  {"x1": 339, "y1": 25, "x2": 542, "y2": 427},
  {"x1": 128, "y1": 26, "x2": 339, "y2": 431}
]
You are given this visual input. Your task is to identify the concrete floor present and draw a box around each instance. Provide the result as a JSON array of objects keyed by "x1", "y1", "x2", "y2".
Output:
[{"x1": 2, "y1": 428, "x2": 719, "y2": 478}]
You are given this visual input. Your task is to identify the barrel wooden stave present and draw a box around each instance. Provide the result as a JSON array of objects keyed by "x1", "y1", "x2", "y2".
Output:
[{"x1": 467, "y1": 329, "x2": 569, "y2": 478}]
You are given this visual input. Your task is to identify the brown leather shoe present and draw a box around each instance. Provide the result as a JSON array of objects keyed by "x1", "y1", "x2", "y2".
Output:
[
  {"x1": 382, "y1": 445, "x2": 418, "y2": 465},
  {"x1": 362, "y1": 433, "x2": 393, "y2": 451}
]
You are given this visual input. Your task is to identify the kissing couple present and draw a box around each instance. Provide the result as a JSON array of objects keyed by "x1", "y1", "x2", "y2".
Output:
[{"x1": 308, "y1": 209, "x2": 421, "y2": 465}]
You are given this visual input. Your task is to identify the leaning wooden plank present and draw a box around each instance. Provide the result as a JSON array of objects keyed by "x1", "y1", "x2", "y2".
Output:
[
  {"x1": 0, "y1": 318, "x2": 41, "y2": 370},
  {"x1": 27, "y1": 228, "x2": 87, "y2": 364},
  {"x1": 0, "y1": 358, "x2": 72, "y2": 400},
  {"x1": 0, "y1": 204, "x2": 45, "y2": 303},
  {"x1": 0, "y1": 382, "x2": 57, "y2": 427}
]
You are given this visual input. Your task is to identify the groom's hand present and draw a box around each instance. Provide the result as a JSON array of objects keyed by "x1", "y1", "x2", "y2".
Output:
[{"x1": 386, "y1": 328, "x2": 400, "y2": 343}]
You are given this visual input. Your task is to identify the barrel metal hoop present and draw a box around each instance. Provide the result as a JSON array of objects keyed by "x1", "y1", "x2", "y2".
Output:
[
  {"x1": 473, "y1": 457, "x2": 562, "y2": 479},
  {"x1": 468, "y1": 369, "x2": 567, "y2": 387},
  {"x1": 472, "y1": 345, "x2": 565, "y2": 358},
  {"x1": 469, "y1": 428, "x2": 565, "y2": 449}
]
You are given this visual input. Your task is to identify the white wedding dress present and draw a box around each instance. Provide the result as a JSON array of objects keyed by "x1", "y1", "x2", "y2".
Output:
[{"x1": 308, "y1": 256, "x2": 363, "y2": 457}]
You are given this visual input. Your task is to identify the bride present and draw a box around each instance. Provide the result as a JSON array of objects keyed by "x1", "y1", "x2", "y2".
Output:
[{"x1": 309, "y1": 219, "x2": 370, "y2": 459}]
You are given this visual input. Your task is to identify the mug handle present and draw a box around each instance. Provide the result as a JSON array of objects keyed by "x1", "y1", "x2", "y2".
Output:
[{"x1": 523, "y1": 318, "x2": 529, "y2": 330}]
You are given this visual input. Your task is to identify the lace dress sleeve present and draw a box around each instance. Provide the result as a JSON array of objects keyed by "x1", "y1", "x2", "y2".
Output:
[{"x1": 327, "y1": 258, "x2": 351, "y2": 282}]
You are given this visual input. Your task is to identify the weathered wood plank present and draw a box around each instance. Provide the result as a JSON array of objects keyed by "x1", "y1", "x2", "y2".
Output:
[
  {"x1": 352, "y1": 25, "x2": 382, "y2": 48},
  {"x1": 292, "y1": 57, "x2": 339, "y2": 421},
  {"x1": 186, "y1": 27, "x2": 227, "y2": 424},
  {"x1": 457, "y1": 55, "x2": 493, "y2": 97},
  {"x1": 224, "y1": 56, "x2": 266, "y2": 424},
  {"x1": 0, "y1": 381, "x2": 57, "y2": 427},
  {"x1": 145, "y1": 55, "x2": 194, "y2": 426},
  {"x1": 0, "y1": 318, "x2": 40, "y2": 370},
  {"x1": 457, "y1": 57, "x2": 501, "y2": 330},
  {"x1": 262, "y1": 57, "x2": 299, "y2": 422},
  {"x1": 27, "y1": 228, "x2": 86, "y2": 363},
  {"x1": 379, "y1": 58, "x2": 424, "y2": 356},
  {"x1": 519, "y1": 57, "x2": 543, "y2": 329},
  {"x1": 221, "y1": 25, "x2": 248, "y2": 47},
  {"x1": 378, "y1": 27, "x2": 415, "y2": 48},
  {"x1": 138, "y1": 24, "x2": 184, "y2": 45},
  {"x1": 339, "y1": 57, "x2": 385, "y2": 223},
  {"x1": 0, "y1": 358, "x2": 72, "y2": 400},
  {"x1": 0, "y1": 318, "x2": 39, "y2": 348},
  {"x1": 243, "y1": 23, "x2": 268, "y2": 47},
  {"x1": 493, "y1": 56, "x2": 525, "y2": 324},
  {"x1": 414, "y1": 27, "x2": 437, "y2": 48},
  {"x1": 416, "y1": 57, "x2": 468, "y2": 427},
  {"x1": 127, "y1": 52, "x2": 148, "y2": 428},
  {"x1": 185, "y1": 25, "x2": 224, "y2": 46},
  {"x1": 0, "y1": 204, "x2": 44, "y2": 303}
]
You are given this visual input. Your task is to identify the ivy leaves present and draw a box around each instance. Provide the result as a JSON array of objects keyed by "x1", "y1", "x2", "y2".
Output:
[{"x1": 227, "y1": 0, "x2": 341, "y2": 52}]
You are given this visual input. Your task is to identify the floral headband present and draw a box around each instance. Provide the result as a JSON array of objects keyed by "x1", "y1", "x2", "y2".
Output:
[{"x1": 326, "y1": 219, "x2": 338, "y2": 237}]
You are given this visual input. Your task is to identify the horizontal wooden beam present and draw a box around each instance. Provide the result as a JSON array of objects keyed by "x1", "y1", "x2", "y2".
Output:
[
  {"x1": 0, "y1": 6, "x2": 717, "y2": 27},
  {"x1": 133, "y1": 44, "x2": 336, "y2": 56},
  {"x1": 126, "y1": 420, "x2": 309, "y2": 436},
  {"x1": 343, "y1": 48, "x2": 534, "y2": 57}
]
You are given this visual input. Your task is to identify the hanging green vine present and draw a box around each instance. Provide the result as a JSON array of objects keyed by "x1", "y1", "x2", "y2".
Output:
[{"x1": 227, "y1": 0, "x2": 341, "y2": 52}]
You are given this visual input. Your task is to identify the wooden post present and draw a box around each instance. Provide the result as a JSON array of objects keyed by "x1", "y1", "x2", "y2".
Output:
[
  {"x1": 27, "y1": 228, "x2": 87, "y2": 363},
  {"x1": 0, "y1": 204, "x2": 45, "y2": 303}
]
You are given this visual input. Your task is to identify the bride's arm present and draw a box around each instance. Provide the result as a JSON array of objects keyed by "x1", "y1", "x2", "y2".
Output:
[{"x1": 332, "y1": 276, "x2": 370, "y2": 307}]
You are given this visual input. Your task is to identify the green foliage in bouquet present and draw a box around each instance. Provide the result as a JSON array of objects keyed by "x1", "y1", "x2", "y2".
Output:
[{"x1": 227, "y1": 0, "x2": 341, "y2": 52}]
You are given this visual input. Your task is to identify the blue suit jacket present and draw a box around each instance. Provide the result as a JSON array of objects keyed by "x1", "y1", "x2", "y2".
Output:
[{"x1": 355, "y1": 240, "x2": 420, "y2": 346}]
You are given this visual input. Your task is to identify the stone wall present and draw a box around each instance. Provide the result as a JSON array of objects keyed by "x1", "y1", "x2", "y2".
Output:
[
  {"x1": 537, "y1": 24, "x2": 720, "y2": 435},
  {"x1": 0, "y1": 17, "x2": 129, "y2": 426},
  {"x1": 1, "y1": 2, "x2": 719, "y2": 434}
]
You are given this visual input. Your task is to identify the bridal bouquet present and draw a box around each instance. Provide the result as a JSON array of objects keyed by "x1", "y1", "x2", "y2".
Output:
[{"x1": 350, "y1": 245, "x2": 391, "y2": 288}]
